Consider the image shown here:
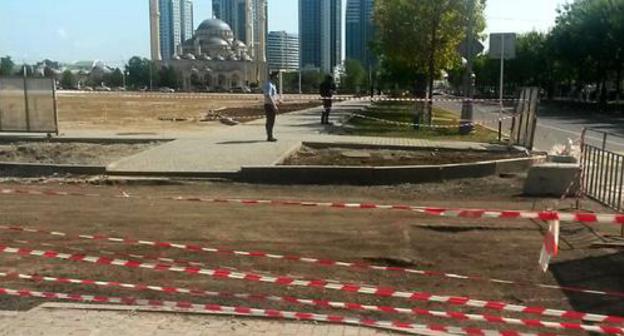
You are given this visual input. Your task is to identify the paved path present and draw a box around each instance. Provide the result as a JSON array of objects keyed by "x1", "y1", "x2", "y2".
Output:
[
  {"x1": 108, "y1": 103, "x2": 506, "y2": 174},
  {"x1": 0, "y1": 304, "x2": 424, "y2": 336}
]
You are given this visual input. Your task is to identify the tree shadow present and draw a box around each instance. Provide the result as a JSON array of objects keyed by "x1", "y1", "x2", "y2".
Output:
[
  {"x1": 216, "y1": 140, "x2": 267, "y2": 145},
  {"x1": 549, "y1": 251, "x2": 624, "y2": 316}
]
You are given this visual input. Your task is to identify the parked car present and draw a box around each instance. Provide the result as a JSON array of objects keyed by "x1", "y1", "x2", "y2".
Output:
[
  {"x1": 159, "y1": 87, "x2": 175, "y2": 93},
  {"x1": 95, "y1": 85, "x2": 112, "y2": 92},
  {"x1": 231, "y1": 86, "x2": 252, "y2": 94}
]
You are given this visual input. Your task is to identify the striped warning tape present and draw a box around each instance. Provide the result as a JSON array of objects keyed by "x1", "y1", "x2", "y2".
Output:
[
  {"x1": 350, "y1": 113, "x2": 482, "y2": 129},
  {"x1": 3, "y1": 271, "x2": 620, "y2": 334},
  {"x1": 1, "y1": 243, "x2": 621, "y2": 325},
  {"x1": 2, "y1": 188, "x2": 622, "y2": 225},
  {"x1": 0, "y1": 286, "x2": 555, "y2": 336},
  {"x1": 58, "y1": 91, "x2": 522, "y2": 103},
  {"x1": 4, "y1": 238, "x2": 342, "y2": 284},
  {"x1": 3, "y1": 224, "x2": 623, "y2": 299}
]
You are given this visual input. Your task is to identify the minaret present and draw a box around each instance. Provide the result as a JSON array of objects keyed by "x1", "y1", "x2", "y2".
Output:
[{"x1": 149, "y1": 0, "x2": 162, "y2": 61}]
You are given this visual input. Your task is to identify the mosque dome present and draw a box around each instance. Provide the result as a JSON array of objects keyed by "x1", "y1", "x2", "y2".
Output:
[{"x1": 198, "y1": 18, "x2": 232, "y2": 31}]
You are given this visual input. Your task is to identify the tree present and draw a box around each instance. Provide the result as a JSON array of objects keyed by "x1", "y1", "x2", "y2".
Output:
[
  {"x1": 159, "y1": 66, "x2": 179, "y2": 89},
  {"x1": 374, "y1": 0, "x2": 486, "y2": 123},
  {"x1": 125, "y1": 56, "x2": 158, "y2": 89},
  {"x1": 550, "y1": 0, "x2": 624, "y2": 103},
  {"x1": 104, "y1": 68, "x2": 124, "y2": 87},
  {"x1": 342, "y1": 59, "x2": 366, "y2": 93},
  {"x1": 0, "y1": 56, "x2": 15, "y2": 76},
  {"x1": 300, "y1": 70, "x2": 323, "y2": 93},
  {"x1": 60, "y1": 70, "x2": 77, "y2": 89}
]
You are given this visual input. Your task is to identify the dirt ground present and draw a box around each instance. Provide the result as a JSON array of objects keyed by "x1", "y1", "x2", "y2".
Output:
[
  {"x1": 282, "y1": 146, "x2": 527, "y2": 166},
  {"x1": 57, "y1": 93, "x2": 319, "y2": 133},
  {"x1": 0, "y1": 142, "x2": 161, "y2": 165},
  {"x1": 0, "y1": 177, "x2": 622, "y2": 335}
]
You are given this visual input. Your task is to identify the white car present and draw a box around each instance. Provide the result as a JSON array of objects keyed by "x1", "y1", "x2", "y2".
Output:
[{"x1": 159, "y1": 87, "x2": 175, "y2": 93}]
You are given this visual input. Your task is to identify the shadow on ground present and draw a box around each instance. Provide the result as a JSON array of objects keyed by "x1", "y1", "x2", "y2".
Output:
[{"x1": 550, "y1": 251, "x2": 624, "y2": 316}]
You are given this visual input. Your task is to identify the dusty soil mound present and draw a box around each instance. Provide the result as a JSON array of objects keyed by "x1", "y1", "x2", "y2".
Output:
[
  {"x1": 282, "y1": 145, "x2": 527, "y2": 166},
  {"x1": 0, "y1": 142, "x2": 161, "y2": 165}
]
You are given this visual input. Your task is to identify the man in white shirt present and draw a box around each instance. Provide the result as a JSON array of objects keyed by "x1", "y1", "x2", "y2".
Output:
[{"x1": 262, "y1": 72, "x2": 279, "y2": 142}]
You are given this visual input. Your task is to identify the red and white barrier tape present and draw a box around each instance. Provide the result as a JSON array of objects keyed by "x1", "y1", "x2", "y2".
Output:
[
  {"x1": 0, "y1": 286, "x2": 555, "y2": 336},
  {"x1": 350, "y1": 113, "x2": 483, "y2": 129},
  {"x1": 539, "y1": 221, "x2": 560, "y2": 272},
  {"x1": 1, "y1": 243, "x2": 621, "y2": 325},
  {"x1": 4, "y1": 271, "x2": 621, "y2": 334},
  {"x1": 4, "y1": 224, "x2": 623, "y2": 299},
  {"x1": 3, "y1": 188, "x2": 622, "y2": 225}
]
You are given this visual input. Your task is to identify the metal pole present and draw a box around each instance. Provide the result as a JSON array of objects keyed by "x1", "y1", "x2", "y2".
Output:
[
  {"x1": 149, "y1": 63, "x2": 153, "y2": 91},
  {"x1": 52, "y1": 78, "x2": 59, "y2": 135},
  {"x1": 498, "y1": 34, "x2": 505, "y2": 142},
  {"x1": 23, "y1": 65, "x2": 31, "y2": 132},
  {"x1": 279, "y1": 70, "x2": 284, "y2": 100}
]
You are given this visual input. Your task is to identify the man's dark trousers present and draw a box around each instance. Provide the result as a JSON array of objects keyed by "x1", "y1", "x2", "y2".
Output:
[{"x1": 265, "y1": 104, "x2": 276, "y2": 139}]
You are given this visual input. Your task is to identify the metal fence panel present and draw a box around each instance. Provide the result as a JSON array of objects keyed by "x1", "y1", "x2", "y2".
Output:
[
  {"x1": 510, "y1": 87, "x2": 539, "y2": 149},
  {"x1": 0, "y1": 78, "x2": 28, "y2": 131},
  {"x1": 25, "y1": 78, "x2": 57, "y2": 132},
  {"x1": 0, "y1": 77, "x2": 57, "y2": 133},
  {"x1": 581, "y1": 129, "x2": 624, "y2": 213}
]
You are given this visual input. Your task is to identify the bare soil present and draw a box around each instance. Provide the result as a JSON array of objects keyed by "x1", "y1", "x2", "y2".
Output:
[
  {"x1": 57, "y1": 93, "x2": 320, "y2": 133},
  {"x1": 282, "y1": 145, "x2": 527, "y2": 166},
  {"x1": 0, "y1": 178, "x2": 621, "y2": 335},
  {"x1": 0, "y1": 142, "x2": 161, "y2": 165}
]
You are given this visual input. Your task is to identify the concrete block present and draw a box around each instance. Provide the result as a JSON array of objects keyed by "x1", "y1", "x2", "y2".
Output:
[
  {"x1": 523, "y1": 163, "x2": 580, "y2": 196},
  {"x1": 548, "y1": 155, "x2": 578, "y2": 164}
]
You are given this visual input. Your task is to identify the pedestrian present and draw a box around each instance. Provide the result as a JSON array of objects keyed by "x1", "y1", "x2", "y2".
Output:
[
  {"x1": 319, "y1": 75, "x2": 336, "y2": 125},
  {"x1": 263, "y1": 72, "x2": 279, "y2": 142}
]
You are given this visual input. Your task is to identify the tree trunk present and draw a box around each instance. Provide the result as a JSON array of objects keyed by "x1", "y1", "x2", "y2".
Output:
[{"x1": 426, "y1": 16, "x2": 439, "y2": 126}]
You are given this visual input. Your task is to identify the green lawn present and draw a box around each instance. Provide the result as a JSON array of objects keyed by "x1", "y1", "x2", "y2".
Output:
[{"x1": 342, "y1": 102, "x2": 499, "y2": 143}]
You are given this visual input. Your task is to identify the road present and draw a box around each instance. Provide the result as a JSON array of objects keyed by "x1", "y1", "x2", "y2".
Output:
[{"x1": 436, "y1": 98, "x2": 624, "y2": 153}]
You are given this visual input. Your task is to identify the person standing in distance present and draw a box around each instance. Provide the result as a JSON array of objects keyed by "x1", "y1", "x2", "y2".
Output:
[
  {"x1": 319, "y1": 75, "x2": 337, "y2": 125},
  {"x1": 263, "y1": 72, "x2": 280, "y2": 142}
]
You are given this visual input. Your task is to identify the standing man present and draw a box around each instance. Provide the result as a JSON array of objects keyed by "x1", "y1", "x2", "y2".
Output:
[
  {"x1": 319, "y1": 75, "x2": 337, "y2": 125},
  {"x1": 263, "y1": 72, "x2": 279, "y2": 142}
]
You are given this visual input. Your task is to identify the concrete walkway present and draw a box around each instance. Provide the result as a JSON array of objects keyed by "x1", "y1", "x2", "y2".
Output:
[
  {"x1": 0, "y1": 304, "x2": 441, "y2": 336},
  {"x1": 107, "y1": 102, "x2": 505, "y2": 175}
]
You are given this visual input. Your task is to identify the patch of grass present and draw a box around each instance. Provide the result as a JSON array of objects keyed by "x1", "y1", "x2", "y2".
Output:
[{"x1": 342, "y1": 102, "x2": 499, "y2": 143}]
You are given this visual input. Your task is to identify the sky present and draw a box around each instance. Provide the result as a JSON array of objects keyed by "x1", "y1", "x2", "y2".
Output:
[{"x1": 0, "y1": 0, "x2": 569, "y2": 66}]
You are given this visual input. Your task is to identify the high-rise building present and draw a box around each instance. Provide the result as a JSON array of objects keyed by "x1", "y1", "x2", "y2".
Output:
[
  {"x1": 346, "y1": 0, "x2": 375, "y2": 68},
  {"x1": 299, "y1": 0, "x2": 341, "y2": 74},
  {"x1": 267, "y1": 31, "x2": 299, "y2": 72},
  {"x1": 155, "y1": 0, "x2": 194, "y2": 61},
  {"x1": 149, "y1": 0, "x2": 162, "y2": 61},
  {"x1": 212, "y1": 0, "x2": 267, "y2": 63}
]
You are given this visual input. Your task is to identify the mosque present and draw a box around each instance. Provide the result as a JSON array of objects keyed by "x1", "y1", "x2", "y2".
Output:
[{"x1": 165, "y1": 18, "x2": 267, "y2": 91}]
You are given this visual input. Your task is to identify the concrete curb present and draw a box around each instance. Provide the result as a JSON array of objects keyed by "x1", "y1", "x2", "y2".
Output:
[
  {"x1": 239, "y1": 155, "x2": 545, "y2": 185},
  {"x1": 0, "y1": 162, "x2": 106, "y2": 177},
  {"x1": 0, "y1": 137, "x2": 174, "y2": 144}
]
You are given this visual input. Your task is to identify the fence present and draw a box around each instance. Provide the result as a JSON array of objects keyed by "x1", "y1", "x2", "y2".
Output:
[
  {"x1": 0, "y1": 77, "x2": 59, "y2": 134},
  {"x1": 509, "y1": 87, "x2": 539, "y2": 150},
  {"x1": 581, "y1": 129, "x2": 624, "y2": 215}
]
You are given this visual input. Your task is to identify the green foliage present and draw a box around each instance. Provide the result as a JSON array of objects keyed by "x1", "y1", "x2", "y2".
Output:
[
  {"x1": 159, "y1": 66, "x2": 179, "y2": 89},
  {"x1": 0, "y1": 56, "x2": 15, "y2": 76},
  {"x1": 60, "y1": 70, "x2": 77, "y2": 89},
  {"x1": 125, "y1": 56, "x2": 158, "y2": 89},
  {"x1": 373, "y1": 0, "x2": 486, "y2": 86},
  {"x1": 300, "y1": 70, "x2": 323, "y2": 93},
  {"x1": 342, "y1": 59, "x2": 367, "y2": 93},
  {"x1": 104, "y1": 68, "x2": 125, "y2": 87}
]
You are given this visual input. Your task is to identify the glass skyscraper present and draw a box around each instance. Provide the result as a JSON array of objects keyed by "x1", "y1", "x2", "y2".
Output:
[
  {"x1": 299, "y1": 0, "x2": 341, "y2": 74},
  {"x1": 346, "y1": 0, "x2": 375, "y2": 68},
  {"x1": 158, "y1": 0, "x2": 194, "y2": 60},
  {"x1": 212, "y1": 0, "x2": 267, "y2": 63},
  {"x1": 267, "y1": 31, "x2": 300, "y2": 72}
]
